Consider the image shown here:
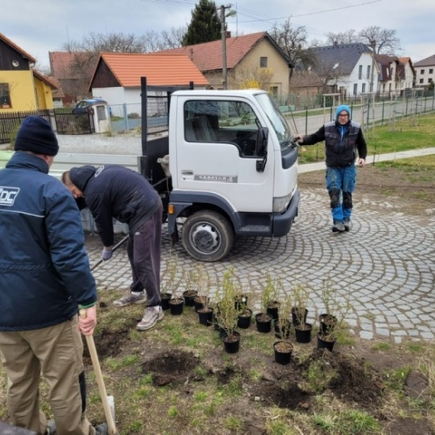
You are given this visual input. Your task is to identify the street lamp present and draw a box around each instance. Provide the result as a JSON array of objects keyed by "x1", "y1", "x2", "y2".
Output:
[{"x1": 220, "y1": 5, "x2": 236, "y2": 90}]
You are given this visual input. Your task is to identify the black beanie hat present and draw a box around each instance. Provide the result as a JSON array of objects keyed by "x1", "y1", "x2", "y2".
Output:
[{"x1": 14, "y1": 116, "x2": 59, "y2": 156}]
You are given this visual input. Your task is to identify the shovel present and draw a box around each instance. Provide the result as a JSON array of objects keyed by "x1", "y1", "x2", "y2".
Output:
[
  {"x1": 80, "y1": 309, "x2": 118, "y2": 435},
  {"x1": 91, "y1": 235, "x2": 129, "y2": 272}
]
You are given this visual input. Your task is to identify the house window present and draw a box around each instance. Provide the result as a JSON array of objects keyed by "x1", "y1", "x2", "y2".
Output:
[
  {"x1": 270, "y1": 86, "x2": 278, "y2": 97},
  {"x1": 430, "y1": 69, "x2": 434, "y2": 74},
  {"x1": 420, "y1": 79, "x2": 424, "y2": 84},
  {"x1": 0, "y1": 83, "x2": 12, "y2": 108},
  {"x1": 421, "y1": 69, "x2": 425, "y2": 74},
  {"x1": 353, "y1": 83, "x2": 358, "y2": 95},
  {"x1": 429, "y1": 78, "x2": 433, "y2": 83},
  {"x1": 367, "y1": 65, "x2": 371, "y2": 79},
  {"x1": 358, "y1": 65, "x2": 362, "y2": 80},
  {"x1": 362, "y1": 83, "x2": 366, "y2": 93},
  {"x1": 260, "y1": 57, "x2": 268, "y2": 68}
]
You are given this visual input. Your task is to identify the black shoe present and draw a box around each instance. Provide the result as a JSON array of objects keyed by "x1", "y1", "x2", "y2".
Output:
[
  {"x1": 344, "y1": 219, "x2": 351, "y2": 231},
  {"x1": 332, "y1": 220, "x2": 345, "y2": 232}
]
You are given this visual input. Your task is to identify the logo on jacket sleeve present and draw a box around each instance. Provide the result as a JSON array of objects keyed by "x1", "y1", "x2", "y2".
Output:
[{"x1": 0, "y1": 186, "x2": 20, "y2": 206}]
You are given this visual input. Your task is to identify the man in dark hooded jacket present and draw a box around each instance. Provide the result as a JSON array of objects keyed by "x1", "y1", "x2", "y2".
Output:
[
  {"x1": 62, "y1": 165, "x2": 163, "y2": 331},
  {"x1": 0, "y1": 116, "x2": 106, "y2": 434},
  {"x1": 294, "y1": 104, "x2": 367, "y2": 232}
]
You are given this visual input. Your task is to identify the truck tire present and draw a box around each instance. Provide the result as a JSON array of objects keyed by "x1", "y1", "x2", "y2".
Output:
[{"x1": 182, "y1": 211, "x2": 234, "y2": 262}]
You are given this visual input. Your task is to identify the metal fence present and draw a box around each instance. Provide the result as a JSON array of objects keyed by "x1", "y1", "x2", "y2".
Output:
[{"x1": 0, "y1": 109, "x2": 94, "y2": 144}]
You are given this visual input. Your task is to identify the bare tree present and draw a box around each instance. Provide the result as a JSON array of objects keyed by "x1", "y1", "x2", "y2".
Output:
[
  {"x1": 235, "y1": 66, "x2": 274, "y2": 90},
  {"x1": 159, "y1": 27, "x2": 186, "y2": 50},
  {"x1": 325, "y1": 30, "x2": 359, "y2": 45},
  {"x1": 269, "y1": 19, "x2": 315, "y2": 77},
  {"x1": 358, "y1": 26, "x2": 401, "y2": 54},
  {"x1": 321, "y1": 26, "x2": 401, "y2": 55}
]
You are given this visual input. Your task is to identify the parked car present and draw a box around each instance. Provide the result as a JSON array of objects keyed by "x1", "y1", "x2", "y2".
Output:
[{"x1": 72, "y1": 98, "x2": 107, "y2": 115}]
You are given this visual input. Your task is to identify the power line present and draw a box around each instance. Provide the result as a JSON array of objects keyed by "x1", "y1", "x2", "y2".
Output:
[{"x1": 237, "y1": 0, "x2": 383, "y2": 23}]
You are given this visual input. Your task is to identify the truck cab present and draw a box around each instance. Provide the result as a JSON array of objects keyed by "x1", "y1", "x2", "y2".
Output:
[{"x1": 162, "y1": 89, "x2": 299, "y2": 261}]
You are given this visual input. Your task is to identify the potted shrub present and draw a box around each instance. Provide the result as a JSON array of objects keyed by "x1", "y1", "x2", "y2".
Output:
[
  {"x1": 214, "y1": 268, "x2": 241, "y2": 353},
  {"x1": 274, "y1": 292, "x2": 292, "y2": 339},
  {"x1": 160, "y1": 249, "x2": 180, "y2": 310},
  {"x1": 317, "y1": 279, "x2": 352, "y2": 351},
  {"x1": 236, "y1": 287, "x2": 252, "y2": 329},
  {"x1": 255, "y1": 274, "x2": 277, "y2": 333},
  {"x1": 182, "y1": 268, "x2": 199, "y2": 307},
  {"x1": 164, "y1": 252, "x2": 184, "y2": 315},
  {"x1": 292, "y1": 284, "x2": 312, "y2": 343},
  {"x1": 194, "y1": 265, "x2": 214, "y2": 326}
]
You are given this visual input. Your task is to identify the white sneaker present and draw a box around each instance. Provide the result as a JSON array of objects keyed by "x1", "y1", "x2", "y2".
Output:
[
  {"x1": 136, "y1": 307, "x2": 164, "y2": 331},
  {"x1": 113, "y1": 292, "x2": 146, "y2": 307}
]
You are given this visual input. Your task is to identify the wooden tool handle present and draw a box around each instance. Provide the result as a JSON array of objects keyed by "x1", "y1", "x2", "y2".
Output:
[{"x1": 80, "y1": 309, "x2": 117, "y2": 434}]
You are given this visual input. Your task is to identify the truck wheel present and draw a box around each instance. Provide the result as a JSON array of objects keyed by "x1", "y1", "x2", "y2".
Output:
[{"x1": 182, "y1": 211, "x2": 234, "y2": 262}]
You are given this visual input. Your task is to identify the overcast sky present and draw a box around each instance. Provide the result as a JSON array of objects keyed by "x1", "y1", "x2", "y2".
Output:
[{"x1": 2, "y1": 0, "x2": 434, "y2": 69}]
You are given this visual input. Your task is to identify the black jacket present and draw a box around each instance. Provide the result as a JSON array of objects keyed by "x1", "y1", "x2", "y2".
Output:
[
  {"x1": 70, "y1": 165, "x2": 161, "y2": 247},
  {"x1": 0, "y1": 152, "x2": 97, "y2": 331},
  {"x1": 302, "y1": 121, "x2": 367, "y2": 168}
]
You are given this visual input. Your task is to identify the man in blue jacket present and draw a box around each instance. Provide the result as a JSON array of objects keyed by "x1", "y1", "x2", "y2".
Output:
[
  {"x1": 294, "y1": 105, "x2": 367, "y2": 232},
  {"x1": 62, "y1": 164, "x2": 163, "y2": 332},
  {"x1": 0, "y1": 116, "x2": 107, "y2": 435}
]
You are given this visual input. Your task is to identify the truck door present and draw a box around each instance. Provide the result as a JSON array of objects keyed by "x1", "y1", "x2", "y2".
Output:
[{"x1": 176, "y1": 98, "x2": 274, "y2": 213}]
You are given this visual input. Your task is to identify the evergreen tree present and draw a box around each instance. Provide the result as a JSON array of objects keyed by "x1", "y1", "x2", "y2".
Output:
[{"x1": 182, "y1": 0, "x2": 222, "y2": 46}]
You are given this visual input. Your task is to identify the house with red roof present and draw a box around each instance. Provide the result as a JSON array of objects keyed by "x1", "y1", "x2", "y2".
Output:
[
  {"x1": 155, "y1": 32, "x2": 292, "y2": 98},
  {"x1": 87, "y1": 52, "x2": 209, "y2": 116},
  {"x1": 0, "y1": 32, "x2": 58, "y2": 111},
  {"x1": 375, "y1": 54, "x2": 415, "y2": 97}
]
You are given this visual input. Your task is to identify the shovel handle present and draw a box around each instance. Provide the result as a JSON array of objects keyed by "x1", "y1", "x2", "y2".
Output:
[
  {"x1": 91, "y1": 235, "x2": 129, "y2": 272},
  {"x1": 80, "y1": 309, "x2": 118, "y2": 434}
]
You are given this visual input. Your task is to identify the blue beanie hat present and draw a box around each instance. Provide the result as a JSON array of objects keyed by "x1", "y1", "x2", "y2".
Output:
[
  {"x1": 335, "y1": 105, "x2": 351, "y2": 121},
  {"x1": 14, "y1": 116, "x2": 59, "y2": 156}
]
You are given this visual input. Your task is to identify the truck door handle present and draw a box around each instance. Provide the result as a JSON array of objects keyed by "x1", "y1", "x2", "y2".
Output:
[{"x1": 181, "y1": 170, "x2": 194, "y2": 175}]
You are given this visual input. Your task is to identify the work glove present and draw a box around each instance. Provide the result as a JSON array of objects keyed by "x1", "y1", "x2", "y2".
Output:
[{"x1": 101, "y1": 247, "x2": 113, "y2": 261}]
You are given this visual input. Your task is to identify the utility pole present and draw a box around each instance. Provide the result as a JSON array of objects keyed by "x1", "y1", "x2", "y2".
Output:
[
  {"x1": 220, "y1": 4, "x2": 235, "y2": 90},
  {"x1": 369, "y1": 39, "x2": 376, "y2": 93}
]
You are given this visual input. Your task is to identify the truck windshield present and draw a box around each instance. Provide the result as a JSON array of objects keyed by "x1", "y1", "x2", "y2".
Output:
[{"x1": 254, "y1": 93, "x2": 292, "y2": 151}]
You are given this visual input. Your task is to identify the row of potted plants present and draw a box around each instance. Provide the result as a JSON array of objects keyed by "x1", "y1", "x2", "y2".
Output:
[{"x1": 159, "y1": 255, "x2": 351, "y2": 362}]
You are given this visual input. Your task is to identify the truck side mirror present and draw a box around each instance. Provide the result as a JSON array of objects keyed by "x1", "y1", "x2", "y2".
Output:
[
  {"x1": 255, "y1": 127, "x2": 268, "y2": 172},
  {"x1": 255, "y1": 127, "x2": 268, "y2": 156}
]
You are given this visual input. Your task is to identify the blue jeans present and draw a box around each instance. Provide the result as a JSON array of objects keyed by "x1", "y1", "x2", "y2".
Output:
[{"x1": 325, "y1": 166, "x2": 356, "y2": 222}]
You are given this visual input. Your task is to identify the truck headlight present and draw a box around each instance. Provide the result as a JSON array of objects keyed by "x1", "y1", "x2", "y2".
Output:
[{"x1": 273, "y1": 189, "x2": 295, "y2": 213}]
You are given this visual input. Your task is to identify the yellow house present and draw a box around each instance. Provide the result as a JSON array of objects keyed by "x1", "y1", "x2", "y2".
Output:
[
  {"x1": 0, "y1": 32, "x2": 57, "y2": 112},
  {"x1": 156, "y1": 32, "x2": 292, "y2": 99}
]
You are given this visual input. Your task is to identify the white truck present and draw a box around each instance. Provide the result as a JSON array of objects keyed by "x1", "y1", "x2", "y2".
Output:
[{"x1": 141, "y1": 83, "x2": 300, "y2": 262}]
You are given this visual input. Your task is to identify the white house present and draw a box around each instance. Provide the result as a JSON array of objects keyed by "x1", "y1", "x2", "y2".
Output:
[
  {"x1": 308, "y1": 43, "x2": 380, "y2": 97},
  {"x1": 414, "y1": 54, "x2": 435, "y2": 88}
]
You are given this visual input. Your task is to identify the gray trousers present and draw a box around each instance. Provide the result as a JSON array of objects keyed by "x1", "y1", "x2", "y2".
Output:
[
  {"x1": 0, "y1": 316, "x2": 94, "y2": 435},
  {"x1": 128, "y1": 203, "x2": 162, "y2": 306}
]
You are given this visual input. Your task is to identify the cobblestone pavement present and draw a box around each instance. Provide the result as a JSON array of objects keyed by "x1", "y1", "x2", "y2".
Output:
[{"x1": 86, "y1": 185, "x2": 435, "y2": 344}]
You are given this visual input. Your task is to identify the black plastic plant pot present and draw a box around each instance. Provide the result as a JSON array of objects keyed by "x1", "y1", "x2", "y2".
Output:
[
  {"x1": 169, "y1": 298, "x2": 184, "y2": 315},
  {"x1": 198, "y1": 308, "x2": 213, "y2": 326},
  {"x1": 255, "y1": 313, "x2": 272, "y2": 333},
  {"x1": 267, "y1": 301, "x2": 280, "y2": 320},
  {"x1": 273, "y1": 341, "x2": 293, "y2": 365},
  {"x1": 160, "y1": 292, "x2": 172, "y2": 311},
  {"x1": 294, "y1": 323, "x2": 312, "y2": 343},
  {"x1": 183, "y1": 290, "x2": 198, "y2": 307},
  {"x1": 317, "y1": 333, "x2": 335, "y2": 351},
  {"x1": 222, "y1": 331, "x2": 241, "y2": 354},
  {"x1": 237, "y1": 309, "x2": 252, "y2": 329}
]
